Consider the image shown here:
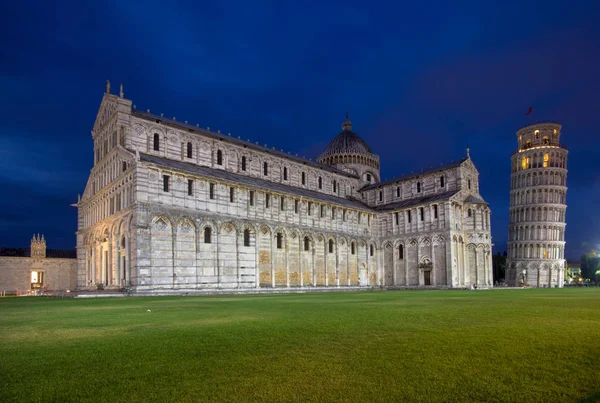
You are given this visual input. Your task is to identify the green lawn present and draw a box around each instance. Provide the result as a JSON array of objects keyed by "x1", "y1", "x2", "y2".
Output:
[{"x1": 1, "y1": 289, "x2": 599, "y2": 403}]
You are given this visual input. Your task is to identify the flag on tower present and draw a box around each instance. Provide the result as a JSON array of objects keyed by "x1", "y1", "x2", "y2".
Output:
[{"x1": 525, "y1": 106, "x2": 533, "y2": 116}]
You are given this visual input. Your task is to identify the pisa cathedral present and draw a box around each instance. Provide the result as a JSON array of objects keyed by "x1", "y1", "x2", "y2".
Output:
[{"x1": 75, "y1": 86, "x2": 493, "y2": 293}]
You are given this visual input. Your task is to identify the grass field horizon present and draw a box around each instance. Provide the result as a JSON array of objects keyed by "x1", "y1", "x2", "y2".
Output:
[{"x1": 1, "y1": 289, "x2": 599, "y2": 402}]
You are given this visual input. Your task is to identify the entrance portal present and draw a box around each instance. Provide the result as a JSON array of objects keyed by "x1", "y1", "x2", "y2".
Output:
[{"x1": 424, "y1": 270, "x2": 432, "y2": 286}]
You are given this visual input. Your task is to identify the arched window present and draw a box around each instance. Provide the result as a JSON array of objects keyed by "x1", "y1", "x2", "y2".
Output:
[
  {"x1": 241, "y1": 156, "x2": 246, "y2": 171},
  {"x1": 351, "y1": 242, "x2": 355, "y2": 255},
  {"x1": 396, "y1": 187, "x2": 400, "y2": 197},
  {"x1": 276, "y1": 233, "x2": 282, "y2": 249},
  {"x1": 187, "y1": 142, "x2": 192, "y2": 158},
  {"x1": 216, "y1": 150, "x2": 223, "y2": 165},
  {"x1": 318, "y1": 177, "x2": 322, "y2": 189},
  {"x1": 379, "y1": 191, "x2": 383, "y2": 201},
  {"x1": 204, "y1": 227, "x2": 212, "y2": 244},
  {"x1": 153, "y1": 133, "x2": 160, "y2": 151},
  {"x1": 366, "y1": 173, "x2": 371, "y2": 182},
  {"x1": 398, "y1": 244, "x2": 404, "y2": 260},
  {"x1": 328, "y1": 239, "x2": 334, "y2": 253},
  {"x1": 243, "y1": 229, "x2": 250, "y2": 247},
  {"x1": 468, "y1": 179, "x2": 472, "y2": 189},
  {"x1": 543, "y1": 153, "x2": 549, "y2": 168},
  {"x1": 263, "y1": 162, "x2": 268, "y2": 176},
  {"x1": 440, "y1": 176, "x2": 445, "y2": 187},
  {"x1": 304, "y1": 237, "x2": 310, "y2": 251},
  {"x1": 333, "y1": 180, "x2": 337, "y2": 193},
  {"x1": 283, "y1": 167, "x2": 288, "y2": 180},
  {"x1": 370, "y1": 244, "x2": 374, "y2": 256},
  {"x1": 417, "y1": 182, "x2": 421, "y2": 193},
  {"x1": 121, "y1": 236, "x2": 126, "y2": 249},
  {"x1": 468, "y1": 209, "x2": 472, "y2": 217}
]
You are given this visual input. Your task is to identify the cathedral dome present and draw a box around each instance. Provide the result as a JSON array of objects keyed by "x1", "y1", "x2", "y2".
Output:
[
  {"x1": 319, "y1": 116, "x2": 373, "y2": 158},
  {"x1": 317, "y1": 116, "x2": 380, "y2": 183}
]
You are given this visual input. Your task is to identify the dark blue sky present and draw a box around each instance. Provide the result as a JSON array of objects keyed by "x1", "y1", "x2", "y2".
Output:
[{"x1": 1, "y1": 1, "x2": 599, "y2": 260}]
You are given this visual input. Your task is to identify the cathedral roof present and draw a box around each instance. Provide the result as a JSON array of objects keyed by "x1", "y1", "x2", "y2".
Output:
[
  {"x1": 464, "y1": 195, "x2": 488, "y2": 205},
  {"x1": 360, "y1": 157, "x2": 469, "y2": 191},
  {"x1": 139, "y1": 153, "x2": 374, "y2": 211},
  {"x1": 319, "y1": 116, "x2": 374, "y2": 159},
  {"x1": 132, "y1": 109, "x2": 359, "y2": 179},
  {"x1": 373, "y1": 190, "x2": 460, "y2": 212}
]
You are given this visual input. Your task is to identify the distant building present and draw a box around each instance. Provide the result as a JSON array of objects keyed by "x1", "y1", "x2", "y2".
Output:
[
  {"x1": 506, "y1": 122, "x2": 568, "y2": 287},
  {"x1": 75, "y1": 86, "x2": 493, "y2": 293},
  {"x1": 567, "y1": 261, "x2": 581, "y2": 279},
  {"x1": 0, "y1": 235, "x2": 77, "y2": 293}
]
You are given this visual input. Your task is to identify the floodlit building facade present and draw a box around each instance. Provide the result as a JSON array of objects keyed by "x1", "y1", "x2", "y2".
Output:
[
  {"x1": 0, "y1": 235, "x2": 77, "y2": 294},
  {"x1": 506, "y1": 122, "x2": 568, "y2": 287},
  {"x1": 75, "y1": 85, "x2": 493, "y2": 293}
]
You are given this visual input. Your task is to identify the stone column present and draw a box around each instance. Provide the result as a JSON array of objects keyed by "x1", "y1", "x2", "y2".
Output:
[
  {"x1": 216, "y1": 228, "x2": 221, "y2": 288},
  {"x1": 488, "y1": 249, "x2": 493, "y2": 286},
  {"x1": 109, "y1": 234, "x2": 121, "y2": 286},
  {"x1": 299, "y1": 237, "x2": 303, "y2": 287},
  {"x1": 312, "y1": 247, "x2": 316, "y2": 286},
  {"x1": 285, "y1": 238, "x2": 290, "y2": 288},
  {"x1": 346, "y1": 244, "x2": 350, "y2": 286},
  {"x1": 335, "y1": 240, "x2": 340, "y2": 287},
  {"x1": 97, "y1": 242, "x2": 103, "y2": 286},
  {"x1": 404, "y1": 246, "x2": 409, "y2": 286},
  {"x1": 255, "y1": 234, "x2": 259, "y2": 289},
  {"x1": 455, "y1": 240, "x2": 461, "y2": 286},
  {"x1": 461, "y1": 240, "x2": 466, "y2": 286},
  {"x1": 172, "y1": 221, "x2": 177, "y2": 289},
  {"x1": 125, "y1": 236, "x2": 130, "y2": 286},
  {"x1": 474, "y1": 247, "x2": 479, "y2": 286},
  {"x1": 559, "y1": 267, "x2": 564, "y2": 288},
  {"x1": 393, "y1": 247, "x2": 397, "y2": 286},
  {"x1": 378, "y1": 243, "x2": 383, "y2": 287},
  {"x1": 417, "y1": 240, "x2": 421, "y2": 286},
  {"x1": 365, "y1": 241, "x2": 369, "y2": 287},
  {"x1": 431, "y1": 240, "x2": 436, "y2": 286},
  {"x1": 87, "y1": 248, "x2": 92, "y2": 288},
  {"x1": 236, "y1": 227, "x2": 240, "y2": 288},
  {"x1": 446, "y1": 236, "x2": 453, "y2": 287},
  {"x1": 271, "y1": 235, "x2": 275, "y2": 288},
  {"x1": 325, "y1": 239, "x2": 329, "y2": 287}
]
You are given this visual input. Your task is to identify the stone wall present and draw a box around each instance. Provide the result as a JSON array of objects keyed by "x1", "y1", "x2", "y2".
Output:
[{"x1": 0, "y1": 257, "x2": 77, "y2": 294}]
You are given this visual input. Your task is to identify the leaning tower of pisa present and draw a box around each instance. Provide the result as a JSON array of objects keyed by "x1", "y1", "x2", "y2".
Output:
[{"x1": 506, "y1": 122, "x2": 568, "y2": 287}]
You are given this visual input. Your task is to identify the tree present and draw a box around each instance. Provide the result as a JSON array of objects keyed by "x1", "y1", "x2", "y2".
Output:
[
  {"x1": 492, "y1": 252, "x2": 507, "y2": 284},
  {"x1": 580, "y1": 250, "x2": 600, "y2": 283}
]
